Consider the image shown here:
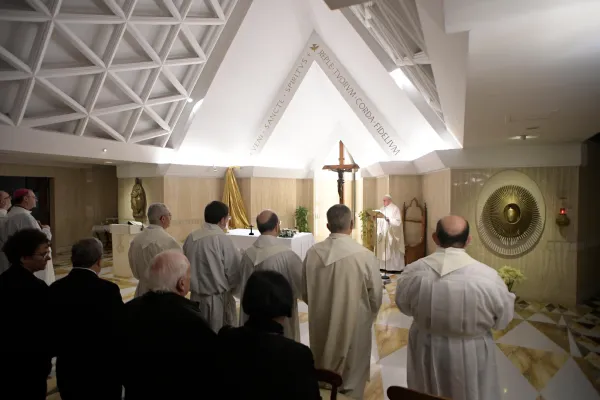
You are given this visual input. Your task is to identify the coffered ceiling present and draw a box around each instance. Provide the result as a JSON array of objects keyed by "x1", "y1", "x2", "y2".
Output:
[{"x1": 0, "y1": 0, "x2": 236, "y2": 147}]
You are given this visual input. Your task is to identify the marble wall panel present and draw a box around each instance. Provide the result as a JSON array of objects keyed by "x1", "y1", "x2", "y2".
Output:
[
  {"x1": 1, "y1": 164, "x2": 118, "y2": 251},
  {"x1": 162, "y1": 177, "x2": 223, "y2": 242},
  {"x1": 451, "y1": 167, "x2": 579, "y2": 306},
  {"x1": 577, "y1": 142, "x2": 600, "y2": 303},
  {"x1": 421, "y1": 169, "x2": 451, "y2": 255}
]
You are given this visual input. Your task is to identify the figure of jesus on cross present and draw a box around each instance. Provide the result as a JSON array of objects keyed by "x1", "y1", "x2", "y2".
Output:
[{"x1": 322, "y1": 141, "x2": 359, "y2": 204}]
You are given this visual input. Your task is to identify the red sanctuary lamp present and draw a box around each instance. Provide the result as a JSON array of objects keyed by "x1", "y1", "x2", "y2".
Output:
[{"x1": 556, "y1": 207, "x2": 570, "y2": 227}]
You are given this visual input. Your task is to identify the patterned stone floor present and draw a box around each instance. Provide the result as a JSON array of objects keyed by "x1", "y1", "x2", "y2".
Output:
[{"x1": 46, "y1": 255, "x2": 600, "y2": 400}]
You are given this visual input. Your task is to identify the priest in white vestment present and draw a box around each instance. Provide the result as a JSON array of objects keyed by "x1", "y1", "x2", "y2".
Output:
[
  {"x1": 0, "y1": 191, "x2": 10, "y2": 218},
  {"x1": 0, "y1": 189, "x2": 54, "y2": 283},
  {"x1": 303, "y1": 204, "x2": 382, "y2": 400},
  {"x1": 374, "y1": 195, "x2": 405, "y2": 272},
  {"x1": 238, "y1": 210, "x2": 303, "y2": 341},
  {"x1": 396, "y1": 216, "x2": 515, "y2": 400},
  {"x1": 129, "y1": 203, "x2": 182, "y2": 297},
  {"x1": 183, "y1": 201, "x2": 242, "y2": 333}
]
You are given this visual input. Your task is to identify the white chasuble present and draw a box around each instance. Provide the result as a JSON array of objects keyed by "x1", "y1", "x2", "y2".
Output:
[
  {"x1": 0, "y1": 206, "x2": 54, "y2": 283},
  {"x1": 183, "y1": 223, "x2": 242, "y2": 333},
  {"x1": 128, "y1": 225, "x2": 182, "y2": 297},
  {"x1": 396, "y1": 247, "x2": 516, "y2": 400},
  {"x1": 375, "y1": 202, "x2": 405, "y2": 272},
  {"x1": 303, "y1": 233, "x2": 382, "y2": 400},
  {"x1": 238, "y1": 235, "x2": 303, "y2": 341}
]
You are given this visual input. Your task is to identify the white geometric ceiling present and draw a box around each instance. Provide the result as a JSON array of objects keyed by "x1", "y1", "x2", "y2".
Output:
[
  {"x1": 0, "y1": 0, "x2": 236, "y2": 148},
  {"x1": 350, "y1": 0, "x2": 444, "y2": 123}
]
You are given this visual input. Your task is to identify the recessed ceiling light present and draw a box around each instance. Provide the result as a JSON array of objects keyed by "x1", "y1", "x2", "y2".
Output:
[
  {"x1": 509, "y1": 135, "x2": 538, "y2": 140},
  {"x1": 102, "y1": 148, "x2": 107, "y2": 152},
  {"x1": 187, "y1": 98, "x2": 193, "y2": 103}
]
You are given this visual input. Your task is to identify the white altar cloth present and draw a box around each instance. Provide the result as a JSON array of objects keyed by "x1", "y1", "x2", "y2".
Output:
[{"x1": 227, "y1": 229, "x2": 315, "y2": 260}]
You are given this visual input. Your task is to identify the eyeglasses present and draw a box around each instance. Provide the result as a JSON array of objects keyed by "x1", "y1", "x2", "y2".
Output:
[{"x1": 33, "y1": 251, "x2": 50, "y2": 259}]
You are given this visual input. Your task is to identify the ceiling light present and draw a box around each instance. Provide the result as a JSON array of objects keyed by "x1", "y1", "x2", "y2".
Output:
[
  {"x1": 102, "y1": 148, "x2": 107, "y2": 152},
  {"x1": 192, "y1": 99, "x2": 204, "y2": 114},
  {"x1": 390, "y1": 68, "x2": 411, "y2": 90},
  {"x1": 104, "y1": 161, "x2": 113, "y2": 164},
  {"x1": 187, "y1": 98, "x2": 193, "y2": 103},
  {"x1": 509, "y1": 135, "x2": 538, "y2": 141}
]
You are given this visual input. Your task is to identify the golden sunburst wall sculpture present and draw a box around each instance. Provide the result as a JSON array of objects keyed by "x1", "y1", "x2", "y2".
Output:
[{"x1": 476, "y1": 171, "x2": 546, "y2": 257}]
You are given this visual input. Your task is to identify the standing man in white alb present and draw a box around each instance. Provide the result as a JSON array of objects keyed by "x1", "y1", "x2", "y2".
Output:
[
  {"x1": 0, "y1": 191, "x2": 10, "y2": 218},
  {"x1": 0, "y1": 189, "x2": 54, "y2": 283},
  {"x1": 374, "y1": 194, "x2": 405, "y2": 272},
  {"x1": 238, "y1": 209, "x2": 303, "y2": 341},
  {"x1": 128, "y1": 203, "x2": 182, "y2": 297},
  {"x1": 183, "y1": 201, "x2": 242, "y2": 333},
  {"x1": 303, "y1": 204, "x2": 382, "y2": 399},
  {"x1": 396, "y1": 215, "x2": 515, "y2": 400}
]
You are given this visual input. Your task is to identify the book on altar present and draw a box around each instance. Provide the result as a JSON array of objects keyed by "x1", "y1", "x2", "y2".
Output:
[{"x1": 367, "y1": 210, "x2": 386, "y2": 218}]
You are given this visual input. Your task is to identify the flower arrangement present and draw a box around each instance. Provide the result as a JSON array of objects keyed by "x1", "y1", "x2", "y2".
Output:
[
  {"x1": 358, "y1": 209, "x2": 375, "y2": 251},
  {"x1": 498, "y1": 266, "x2": 526, "y2": 292},
  {"x1": 278, "y1": 228, "x2": 295, "y2": 238}
]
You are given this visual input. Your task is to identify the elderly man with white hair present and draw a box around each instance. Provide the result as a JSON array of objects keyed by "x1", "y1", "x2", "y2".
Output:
[
  {"x1": 123, "y1": 250, "x2": 217, "y2": 400},
  {"x1": 374, "y1": 194, "x2": 405, "y2": 273},
  {"x1": 128, "y1": 202, "x2": 182, "y2": 297}
]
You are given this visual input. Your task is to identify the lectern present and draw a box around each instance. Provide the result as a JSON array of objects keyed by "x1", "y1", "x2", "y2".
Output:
[
  {"x1": 367, "y1": 210, "x2": 391, "y2": 283},
  {"x1": 110, "y1": 224, "x2": 142, "y2": 278}
]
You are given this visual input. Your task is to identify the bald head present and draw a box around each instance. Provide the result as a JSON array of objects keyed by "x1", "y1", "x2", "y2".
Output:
[
  {"x1": 435, "y1": 215, "x2": 470, "y2": 248},
  {"x1": 147, "y1": 250, "x2": 190, "y2": 296},
  {"x1": 0, "y1": 191, "x2": 10, "y2": 211},
  {"x1": 257, "y1": 210, "x2": 279, "y2": 235}
]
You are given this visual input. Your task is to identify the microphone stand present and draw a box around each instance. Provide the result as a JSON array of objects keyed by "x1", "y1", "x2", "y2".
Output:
[{"x1": 379, "y1": 208, "x2": 390, "y2": 283}]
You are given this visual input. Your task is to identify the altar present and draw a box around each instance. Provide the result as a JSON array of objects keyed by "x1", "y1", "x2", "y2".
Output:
[{"x1": 227, "y1": 229, "x2": 315, "y2": 260}]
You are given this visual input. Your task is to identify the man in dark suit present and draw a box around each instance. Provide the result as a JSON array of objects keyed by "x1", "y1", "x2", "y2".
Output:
[
  {"x1": 0, "y1": 229, "x2": 52, "y2": 400},
  {"x1": 49, "y1": 238, "x2": 124, "y2": 400},
  {"x1": 123, "y1": 250, "x2": 218, "y2": 400}
]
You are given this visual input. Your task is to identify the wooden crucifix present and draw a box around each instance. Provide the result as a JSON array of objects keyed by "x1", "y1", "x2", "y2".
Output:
[{"x1": 323, "y1": 141, "x2": 359, "y2": 204}]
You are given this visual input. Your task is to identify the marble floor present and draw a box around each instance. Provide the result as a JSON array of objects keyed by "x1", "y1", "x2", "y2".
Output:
[{"x1": 46, "y1": 253, "x2": 600, "y2": 400}]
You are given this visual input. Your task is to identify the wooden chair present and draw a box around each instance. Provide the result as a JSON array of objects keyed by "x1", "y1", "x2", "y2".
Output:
[
  {"x1": 387, "y1": 386, "x2": 449, "y2": 400},
  {"x1": 403, "y1": 198, "x2": 427, "y2": 265},
  {"x1": 316, "y1": 369, "x2": 343, "y2": 400}
]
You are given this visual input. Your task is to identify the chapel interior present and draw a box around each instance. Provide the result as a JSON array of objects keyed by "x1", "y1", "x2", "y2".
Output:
[{"x1": 0, "y1": 0, "x2": 599, "y2": 399}]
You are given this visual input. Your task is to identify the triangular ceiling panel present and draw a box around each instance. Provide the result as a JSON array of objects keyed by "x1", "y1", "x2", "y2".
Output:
[
  {"x1": 97, "y1": 72, "x2": 145, "y2": 109},
  {"x1": 131, "y1": 0, "x2": 172, "y2": 18},
  {"x1": 186, "y1": 0, "x2": 221, "y2": 18},
  {"x1": 148, "y1": 72, "x2": 182, "y2": 101},
  {"x1": 59, "y1": 0, "x2": 115, "y2": 15},
  {"x1": 44, "y1": 74, "x2": 98, "y2": 108},
  {"x1": 112, "y1": 29, "x2": 155, "y2": 65},
  {"x1": 168, "y1": 30, "x2": 201, "y2": 61},
  {"x1": 0, "y1": 79, "x2": 26, "y2": 119},
  {"x1": 43, "y1": 26, "x2": 98, "y2": 69},
  {"x1": 0, "y1": 21, "x2": 41, "y2": 71},
  {"x1": 128, "y1": 23, "x2": 171, "y2": 58},
  {"x1": 55, "y1": 23, "x2": 116, "y2": 64},
  {"x1": 25, "y1": 80, "x2": 77, "y2": 119}
]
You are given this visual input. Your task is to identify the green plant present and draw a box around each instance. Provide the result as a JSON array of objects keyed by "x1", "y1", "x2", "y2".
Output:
[
  {"x1": 498, "y1": 266, "x2": 526, "y2": 292},
  {"x1": 294, "y1": 206, "x2": 309, "y2": 233},
  {"x1": 358, "y1": 209, "x2": 375, "y2": 250}
]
